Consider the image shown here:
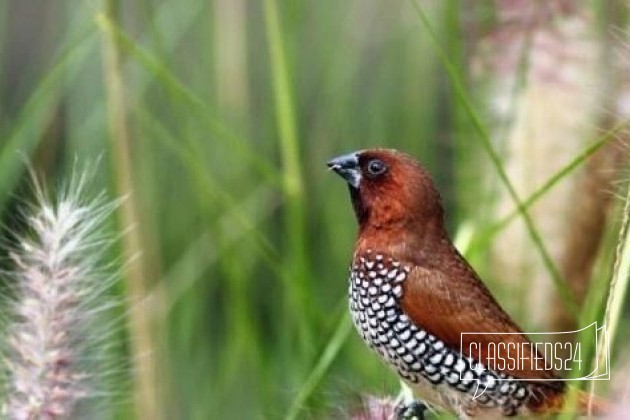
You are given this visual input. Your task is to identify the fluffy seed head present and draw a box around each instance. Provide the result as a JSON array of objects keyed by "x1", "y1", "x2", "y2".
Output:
[{"x1": 1, "y1": 170, "x2": 120, "y2": 419}]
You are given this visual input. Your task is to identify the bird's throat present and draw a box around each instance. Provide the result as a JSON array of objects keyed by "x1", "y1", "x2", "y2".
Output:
[{"x1": 349, "y1": 184, "x2": 369, "y2": 226}]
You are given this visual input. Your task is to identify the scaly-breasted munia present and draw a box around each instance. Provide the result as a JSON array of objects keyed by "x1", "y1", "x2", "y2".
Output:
[{"x1": 327, "y1": 148, "x2": 607, "y2": 418}]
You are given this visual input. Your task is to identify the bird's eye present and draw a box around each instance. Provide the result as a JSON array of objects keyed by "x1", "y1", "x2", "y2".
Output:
[{"x1": 366, "y1": 159, "x2": 387, "y2": 177}]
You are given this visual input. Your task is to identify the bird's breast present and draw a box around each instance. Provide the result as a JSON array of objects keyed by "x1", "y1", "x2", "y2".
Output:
[{"x1": 348, "y1": 250, "x2": 529, "y2": 415}]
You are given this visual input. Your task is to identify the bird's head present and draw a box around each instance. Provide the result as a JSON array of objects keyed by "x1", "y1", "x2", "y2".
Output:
[{"x1": 327, "y1": 148, "x2": 445, "y2": 237}]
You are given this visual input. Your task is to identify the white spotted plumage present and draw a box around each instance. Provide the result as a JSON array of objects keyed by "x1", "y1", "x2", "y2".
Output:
[{"x1": 348, "y1": 252, "x2": 530, "y2": 415}]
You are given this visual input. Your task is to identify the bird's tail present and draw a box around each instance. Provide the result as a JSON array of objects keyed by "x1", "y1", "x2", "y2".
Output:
[{"x1": 529, "y1": 389, "x2": 610, "y2": 416}]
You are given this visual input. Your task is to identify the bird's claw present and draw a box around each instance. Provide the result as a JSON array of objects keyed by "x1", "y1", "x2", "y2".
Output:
[{"x1": 395, "y1": 400, "x2": 427, "y2": 420}]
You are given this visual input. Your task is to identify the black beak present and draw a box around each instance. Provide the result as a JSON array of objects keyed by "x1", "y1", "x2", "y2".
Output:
[{"x1": 327, "y1": 152, "x2": 361, "y2": 188}]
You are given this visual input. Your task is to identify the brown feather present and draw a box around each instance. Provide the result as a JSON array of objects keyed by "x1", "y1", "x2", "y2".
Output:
[
  {"x1": 399, "y1": 246, "x2": 561, "y2": 385},
  {"x1": 333, "y1": 148, "x2": 611, "y2": 415},
  {"x1": 352, "y1": 149, "x2": 560, "y2": 385}
]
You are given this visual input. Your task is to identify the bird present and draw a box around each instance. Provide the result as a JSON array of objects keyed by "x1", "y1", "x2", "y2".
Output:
[{"x1": 327, "y1": 148, "x2": 608, "y2": 418}]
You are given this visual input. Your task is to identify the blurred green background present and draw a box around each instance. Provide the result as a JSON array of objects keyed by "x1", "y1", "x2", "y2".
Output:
[{"x1": 0, "y1": 0, "x2": 629, "y2": 419}]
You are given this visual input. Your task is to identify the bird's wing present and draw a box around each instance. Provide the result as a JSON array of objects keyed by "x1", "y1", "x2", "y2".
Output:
[{"x1": 400, "y1": 261, "x2": 559, "y2": 383}]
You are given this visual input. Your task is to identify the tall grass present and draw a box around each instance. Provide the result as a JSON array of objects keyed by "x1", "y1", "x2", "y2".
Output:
[
  {"x1": 0, "y1": 1, "x2": 627, "y2": 419},
  {"x1": 99, "y1": 2, "x2": 162, "y2": 419}
]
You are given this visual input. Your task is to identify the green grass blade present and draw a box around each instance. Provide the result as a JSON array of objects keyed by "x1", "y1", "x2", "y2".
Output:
[
  {"x1": 470, "y1": 120, "x2": 629, "y2": 253},
  {"x1": 0, "y1": 27, "x2": 96, "y2": 211},
  {"x1": 410, "y1": 0, "x2": 578, "y2": 316},
  {"x1": 263, "y1": 0, "x2": 313, "y2": 356},
  {"x1": 285, "y1": 313, "x2": 353, "y2": 420},
  {"x1": 135, "y1": 107, "x2": 281, "y2": 266},
  {"x1": 590, "y1": 179, "x2": 630, "y2": 394},
  {"x1": 94, "y1": 13, "x2": 281, "y2": 187}
]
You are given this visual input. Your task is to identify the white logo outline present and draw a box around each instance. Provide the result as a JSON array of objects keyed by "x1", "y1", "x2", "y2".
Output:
[{"x1": 460, "y1": 322, "x2": 609, "y2": 400}]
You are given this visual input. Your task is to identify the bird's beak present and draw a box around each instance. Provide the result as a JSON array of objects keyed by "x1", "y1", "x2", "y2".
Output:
[{"x1": 327, "y1": 152, "x2": 361, "y2": 188}]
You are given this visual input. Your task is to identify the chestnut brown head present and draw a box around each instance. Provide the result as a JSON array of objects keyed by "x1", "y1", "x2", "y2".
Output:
[{"x1": 327, "y1": 148, "x2": 444, "y2": 233}]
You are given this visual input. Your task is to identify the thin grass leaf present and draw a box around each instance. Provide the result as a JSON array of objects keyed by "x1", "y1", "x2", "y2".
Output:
[
  {"x1": 263, "y1": 0, "x2": 314, "y2": 357},
  {"x1": 285, "y1": 313, "x2": 353, "y2": 420},
  {"x1": 134, "y1": 107, "x2": 281, "y2": 269},
  {"x1": 94, "y1": 13, "x2": 281, "y2": 188},
  {"x1": 589, "y1": 179, "x2": 630, "y2": 398},
  {"x1": 99, "y1": 4, "x2": 161, "y2": 418},
  {"x1": 409, "y1": 0, "x2": 578, "y2": 317},
  {"x1": 0, "y1": 27, "x2": 97, "y2": 211},
  {"x1": 469, "y1": 119, "x2": 629, "y2": 254}
]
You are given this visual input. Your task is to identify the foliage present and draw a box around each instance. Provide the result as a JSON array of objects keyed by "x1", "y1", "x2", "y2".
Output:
[{"x1": 0, "y1": 0, "x2": 627, "y2": 418}]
